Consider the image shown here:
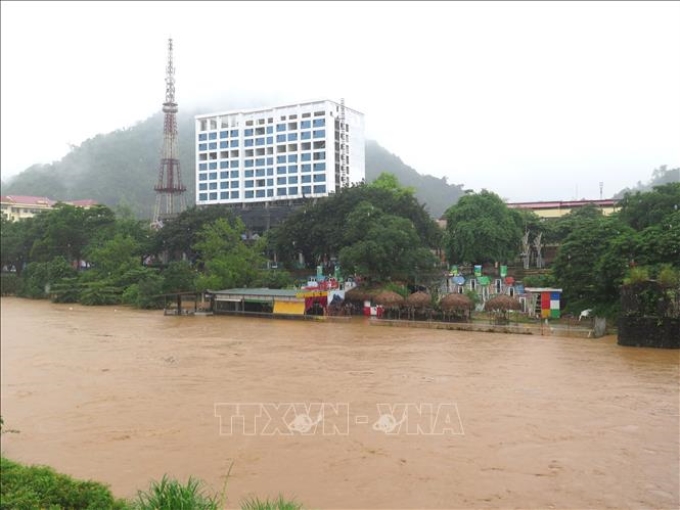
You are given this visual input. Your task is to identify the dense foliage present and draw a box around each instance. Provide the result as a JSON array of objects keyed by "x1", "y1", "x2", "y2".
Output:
[
  {"x1": 551, "y1": 183, "x2": 680, "y2": 315},
  {"x1": 271, "y1": 173, "x2": 442, "y2": 283},
  {"x1": 444, "y1": 190, "x2": 524, "y2": 265}
]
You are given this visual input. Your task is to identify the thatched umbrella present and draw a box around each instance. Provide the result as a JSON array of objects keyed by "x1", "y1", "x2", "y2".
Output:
[
  {"x1": 484, "y1": 295, "x2": 522, "y2": 312},
  {"x1": 440, "y1": 293, "x2": 474, "y2": 312},
  {"x1": 484, "y1": 295, "x2": 522, "y2": 324},
  {"x1": 406, "y1": 291, "x2": 431, "y2": 308},
  {"x1": 374, "y1": 290, "x2": 405, "y2": 307},
  {"x1": 345, "y1": 287, "x2": 372, "y2": 302}
]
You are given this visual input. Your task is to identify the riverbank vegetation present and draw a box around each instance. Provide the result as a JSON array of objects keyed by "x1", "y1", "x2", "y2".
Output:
[
  {"x1": 1, "y1": 176, "x2": 678, "y2": 320},
  {"x1": 0, "y1": 455, "x2": 302, "y2": 510}
]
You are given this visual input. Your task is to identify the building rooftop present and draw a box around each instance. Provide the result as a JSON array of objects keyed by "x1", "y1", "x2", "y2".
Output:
[
  {"x1": 0, "y1": 195, "x2": 56, "y2": 206},
  {"x1": 195, "y1": 99, "x2": 364, "y2": 119}
]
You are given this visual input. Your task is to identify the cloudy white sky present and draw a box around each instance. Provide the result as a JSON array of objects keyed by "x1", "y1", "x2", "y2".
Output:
[{"x1": 2, "y1": 1, "x2": 679, "y2": 202}]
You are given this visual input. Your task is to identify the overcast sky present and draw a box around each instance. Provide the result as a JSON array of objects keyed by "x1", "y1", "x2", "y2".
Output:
[{"x1": 2, "y1": 1, "x2": 679, "y2": 202}]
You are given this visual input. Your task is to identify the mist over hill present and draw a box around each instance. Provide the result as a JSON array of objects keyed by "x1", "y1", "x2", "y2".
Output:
[{"x1": 1, "y1": 104, "x2": 466, "y2": 219}]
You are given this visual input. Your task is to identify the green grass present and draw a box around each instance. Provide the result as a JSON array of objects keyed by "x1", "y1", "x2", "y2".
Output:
[
  {"x1": 0, "y1": 456, "x2": 127, "y2": 510},
  {"x1": 241, "y1": 495, "x2": 303, "y2": 510},
  {"x1": 130, "y1": 475, "x2": 220, "y2": 510},
  {"x1": 1, "y1": 455, "x2": 304, "y2": 510}
]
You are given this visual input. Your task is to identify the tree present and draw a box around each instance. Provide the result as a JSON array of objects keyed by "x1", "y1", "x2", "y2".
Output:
[
  {"x1": 193, "y1": 218, "x2": 266, "y2": 291},
  {"x1": 339, "y1": 211, "x2": 437, "y2": 282},
  {"x1": 444, "y1": 190, "x2": 522, "y2": 265}
]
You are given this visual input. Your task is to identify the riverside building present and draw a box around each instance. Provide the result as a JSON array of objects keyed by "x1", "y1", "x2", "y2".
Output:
[{"x1": 194, "y1": 99, "x2": 365, "y2": 205}]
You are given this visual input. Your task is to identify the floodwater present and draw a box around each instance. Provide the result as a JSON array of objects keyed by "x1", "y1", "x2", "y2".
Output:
[{"x1": 1, "y1": 297, "x2": 678, "y2": 509}]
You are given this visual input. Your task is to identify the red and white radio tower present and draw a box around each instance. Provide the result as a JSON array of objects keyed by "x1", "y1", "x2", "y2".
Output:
[{"x1": 152, "y1": 38, "x2": 186, "y2": 227}]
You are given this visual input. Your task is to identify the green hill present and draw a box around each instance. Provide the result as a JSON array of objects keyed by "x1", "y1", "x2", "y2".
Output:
[{"x1": 2, "y1": 106, "x2": 465, "y2": 219}]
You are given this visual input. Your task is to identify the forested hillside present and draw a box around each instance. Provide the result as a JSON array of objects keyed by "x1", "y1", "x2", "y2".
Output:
[{"x1": 2, "y1": 108, "x2": 466, "y2": 219}]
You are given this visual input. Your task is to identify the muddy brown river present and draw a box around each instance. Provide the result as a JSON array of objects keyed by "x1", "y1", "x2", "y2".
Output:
[{"x1": 1, "y1": 297, "x2": 678, "y2": 509}]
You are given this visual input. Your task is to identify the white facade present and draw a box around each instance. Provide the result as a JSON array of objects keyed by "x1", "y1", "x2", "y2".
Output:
[{"x1": 195, "y1": 99, "x2": 365, "y2": 205}]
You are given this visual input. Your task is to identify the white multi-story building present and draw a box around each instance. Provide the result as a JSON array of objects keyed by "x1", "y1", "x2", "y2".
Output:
[{"x1": 195, "y1": 99, "x2": 365, "y2": 205}]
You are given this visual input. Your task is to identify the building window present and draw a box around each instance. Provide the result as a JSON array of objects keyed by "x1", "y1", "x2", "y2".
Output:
[
  {"x1": 277, "y1": 177, "x2": 286, "y2": 185},
  {"x1": 220, "y1": 192, "x2": 228, "y2": 199},
  {"x1": 276, "y1": 124, "x2": 286, "y2": 132},
  {"x1": 313, "y1": 151, "x2": 325, "y2": 161},
  {"x1": 313, "y1": 118, "x2": 325, "y2": 127},
  {"x1": 313, "y1": 130, "x2": 325, "y2": 138},
  {"x1": 255, "y1": 158, "x2": 266, "y2": 167},
  {"x1": 256, "y1": 190, "x2": 266, "y2": 198},
  {"x1": 220, "y1": 181, "x2": 229, "y2": 189},
  {"x1": 209, "y1": 192, "x2": 218, "y2": 200},
  {"x1": 301, "y1": 175, "x2": 311, "y2": 183},
  {"x1": 245, "y1": 190, "x2": 254, "y2": 199},
  {"x1": 256, "y1": 168, "x2": 265, "y2": 177},
  {"x1": 313, "y1": 162, "x2": 326, "y2": 172},
  {"x1": 245, "y1": 139, "x2": 254, "y2": 147},
  {"x1": 266, "y1": 136, "x2": 273, "y2": 144},
  {"x1": 266, "y1": 157, "x2": 274, "y2": 165},
  {"x1": 209, "y1": 162, "x2": 217, "y2": 170},
  {"x1": 230, "y1": 170, "x2": 239, "y2": 178},
  {"x1": 313, "y1": 185, "x2": 326, "y2": 194},
  {"x1": 245, "y1": 170, "x2": 254, "y2": 178},
  {"x1": 302, "y1": 185, "x2": 311, "y2": 194},
  {"x1": 301, "y1": 120, "x2": 311, "y2": 129},
  {"x1": 231, "y1": 191, "x2": 239, "y2": 199},
  {"x1": 245, "y1": 180, "x2": 254, "y2": 188},
  {"x1": 301, "y1": 164, "x2": 311, "y2": 172},
  {"x1": 231, "y1": 160, "x2": 239, "y2": 168},
  {"x1": 199, "y1": 163, "x2": 207, "y2": 171},
  {"x1": 288, "y1": 165, "x2": 298, "y2": 173},
  {"x1": 199, "y1": 133, "x2": 207, "y2": 141},
  {"x1": 256, "y1": 127, "x2": 265, "y2": 135},
  {"x1": 230, "y1": 129, "x2": 239, "y2": 137},
  {"x1": 256, "y1": 138, "x2": 265, "y2": 146},
  {"x1": 220, "y1": 161, "x2": 228, "y2": 169},
  {"x1": 209, "y1": 132, "x2": 218, "y2": 140},
  {"x1": 220, "y1": 131, "x2": 228, "y2": 139},
  {"x1": 220, "y1": 141, "x2": 228, "y2": 149},
  {"x1": 313, "y1": 174, "x2": 326, "y2": 182},
  {"x1": 266, "y1": 168, "x2": 273, "y2": 176},
  {"x1": 301, "y1": 131, "x2": 311, "y2": 140},
  {"x1": 209, "y1": 182, "x2": 218, "y2": 190},
  {"x1": 301, "y1": 153, "x2": 311, "y2": 161},
  {"x1": 289, "y1": 176, "x2": 298, "y2": 184},
  {"x1": 245, "y1": 160, "x2": 254, "y2": 168},
  {"x1": 220, "y1": 171, "x2": 228, "y2": 179},
  {"x1": 199, "y1": 183, "x2": 207, "y2": 191},
  {"x1": 288, "y1": 154, "x2": 298, "y2": 163},
  {"x1": 245, "y1": 128, "x2": 253, "y2": 136},
  {"x1": 230, "y1": 139, "x2": 239, "y2": 147},
  {"x1": 209, "y1": 172, "x2": 218, "y2": 180},
  {"x1": 199, "y1": 193, "x2": 208, "y2": 201},
  {"x1": 277, "y1": 166, "x2": 286, "y2": 174},
  {"x1": 276, "y1": 134, "x2": 286, "y2": 143},
  {"x1": 289, "y1": 187, "x2": 298, "y2": 195},
  {"x1": 256, "y1": 179, "x2": 266, "y2": 187},
  {"x1": 199, "y1": 143, "x2": 207, "y2": 151},
  {"x1": 209, "y1": 142, "x2": 217, "y2": 150},
  {"x1": 267, "y1": 178, "x2": 274, "y2": 186},
  {"x1": 266, "y1": 126, "x2": 273, "y2": 134},
  {"x1": 267, "y1": 189, "x2": 274, "y2": 197},
  {"x1": 287, "y1": 133, "x2": 298, "y2": 141},
  {"x1": 277, "y1": 188, "x2": 287, "y2": 196}
]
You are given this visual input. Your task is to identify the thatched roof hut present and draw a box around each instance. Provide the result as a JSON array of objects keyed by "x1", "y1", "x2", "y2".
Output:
[
  {"x1": 406, "y1": 291, "x2": 431, "y2": 308},
  {"x1": 484, "y1": 295, "x2": 522, "y2": 312},
  {"x1": 345, "y1": 287, "x2": 373, "y2": 302},
  {"x1": 440, "y1": 293, "x2": 474, "y2": 311},
  {"x1": 374, "y1": 290, "x2": 405, "y2": 307}
]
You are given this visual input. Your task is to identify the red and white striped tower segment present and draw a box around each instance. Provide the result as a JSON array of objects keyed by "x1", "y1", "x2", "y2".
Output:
[{"x1": 152, "y1": 38, "x2": 186, "y2": 227}]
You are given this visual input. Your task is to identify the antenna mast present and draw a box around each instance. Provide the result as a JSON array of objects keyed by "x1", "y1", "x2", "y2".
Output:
[{"x1": 152, "y1": 38, "x2": 187, "y2": 227}]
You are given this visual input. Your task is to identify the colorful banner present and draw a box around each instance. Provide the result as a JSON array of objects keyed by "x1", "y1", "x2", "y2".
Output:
[
  {"x1": 474, "y1": 265, "x2": 482, "y2": 277},
  {"x1": 500, "y1": 265, "x2": 508, "y2": 278}
]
